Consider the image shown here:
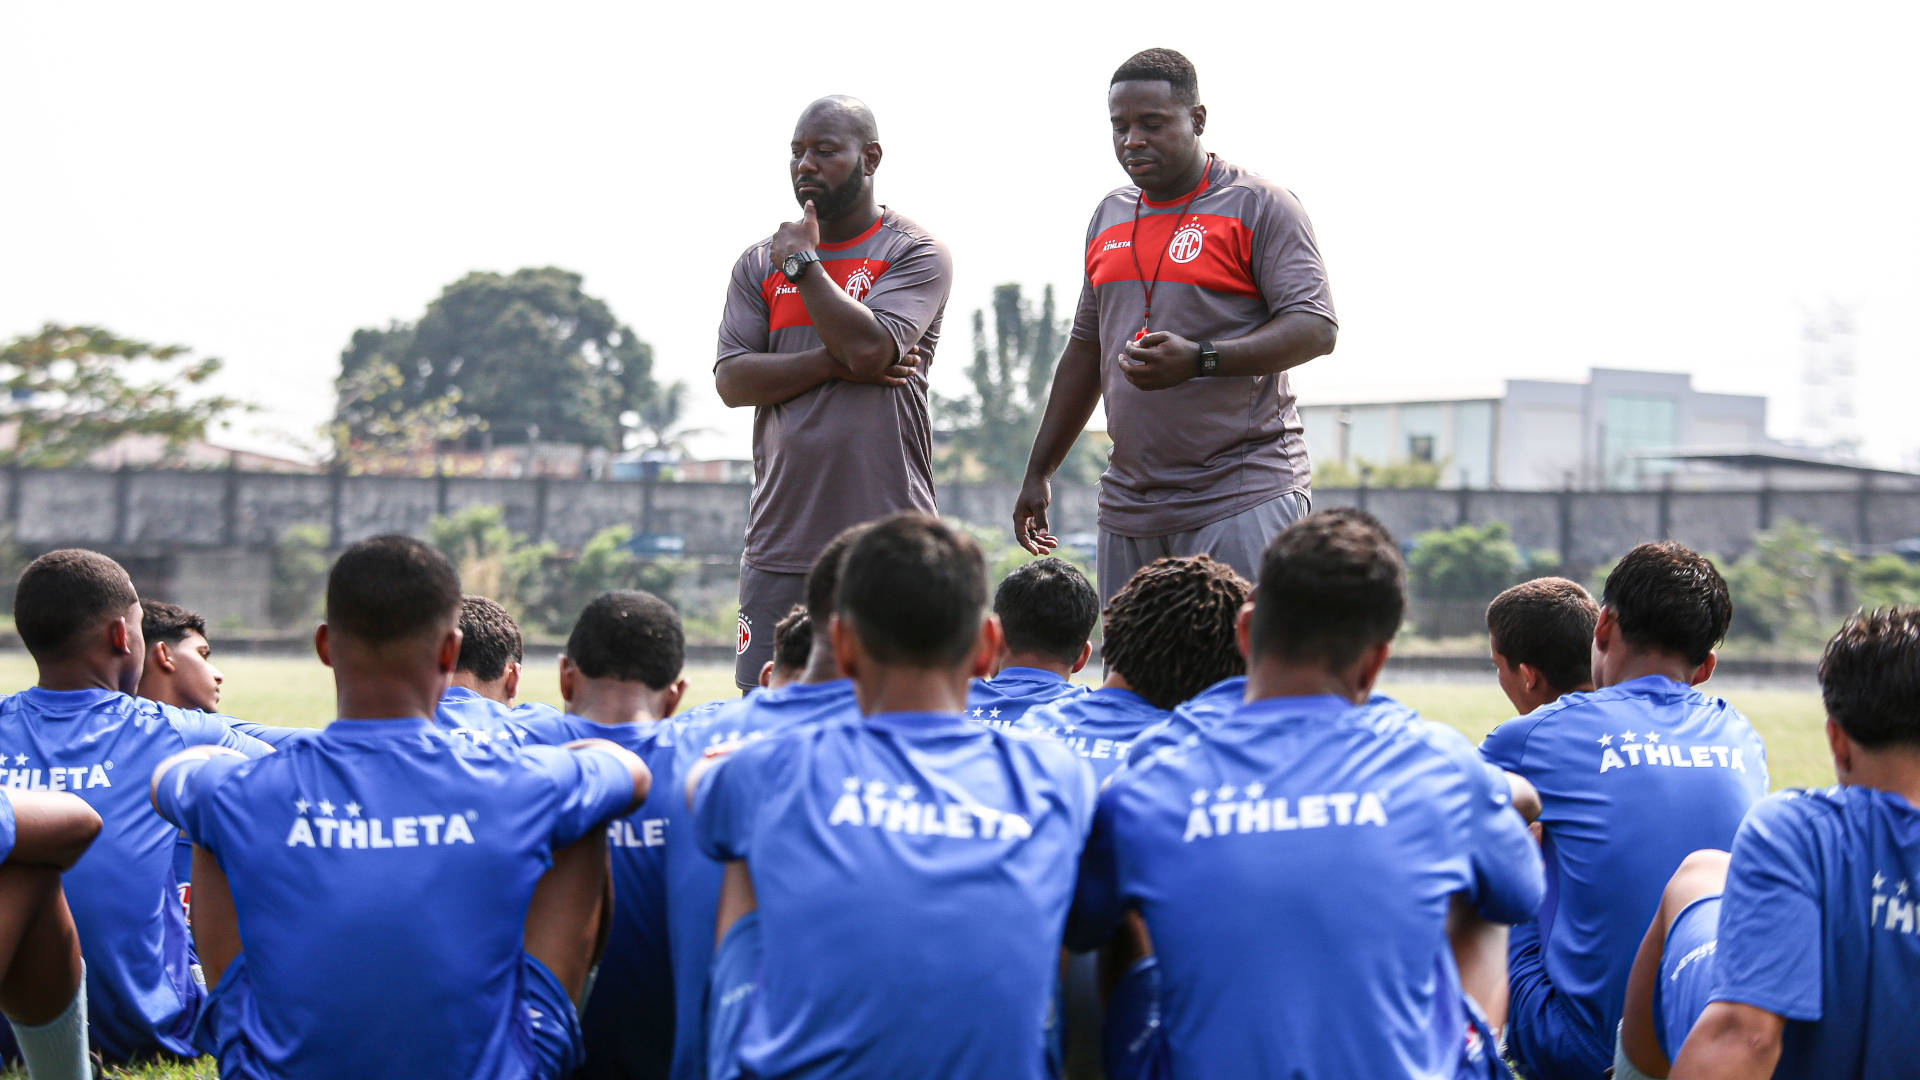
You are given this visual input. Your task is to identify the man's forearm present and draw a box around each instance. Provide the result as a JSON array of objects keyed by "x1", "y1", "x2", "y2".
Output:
[
  {"x1": 715, "y1": 348, "x2": 840, "y2": 408},
  {"x1": 797, "y1": 273, "x2": 899, "y2": 377},
  {"x1": 1670, "y1": 1003, "x2": 1785, "y2": 1080},
  {"x1": 1023, "y1": 337, "x2": 1103, "y2": 480},
  {"x1": 1212, "y1": 310, "x2": 1337, "y2": 378}
]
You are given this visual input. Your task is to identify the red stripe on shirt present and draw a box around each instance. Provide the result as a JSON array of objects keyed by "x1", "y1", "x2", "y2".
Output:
[
  {"x1": 1084, "y1": 213, "x2": 1259, "y2": 299},
  {"x1": 762, "y1": 258, "x2": 897, "y2": 330}
]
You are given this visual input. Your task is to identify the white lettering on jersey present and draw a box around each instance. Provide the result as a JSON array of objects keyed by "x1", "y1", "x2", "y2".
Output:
[
  {"x1": 1183, "y1": 788, "x2": 1389, "y2": 842},
  {"x1": 1, "y1": 763, "x2": 114, "y2": 790},
  {"x1": 1872, "y1": 875, "x2": 1919, "y2": 935},
  {"x1": 1598, "y1": 735, "x2": 1747, "y2": 775},
  {"x1": 609, "y1": 818, "x2": 667, "y2": 848},
  {"x1": 1053, "y1": 735, "x2": 1132, "y2": 762},
  {"x1": 826, "y1": 777, "x2": 1034, "y2": 841},
  {"x1": 285, "y1": 807, "x2": 477, "y2": 848}
]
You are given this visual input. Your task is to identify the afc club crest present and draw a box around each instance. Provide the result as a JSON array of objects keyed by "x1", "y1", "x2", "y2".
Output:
[
  {"x1": 844, "y1": 265, "x2": 875, "y2": 301},
  {"x1": 736, "y1": 613, "x2": 752, "y2": 655},
  {"x1": 1167, "y1": 223, "x2": 1207, "y2": 264}
]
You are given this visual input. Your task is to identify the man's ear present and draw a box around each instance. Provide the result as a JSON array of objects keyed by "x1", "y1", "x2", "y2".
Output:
[
  {"x1": 663, "y1": 676, "x2": 689, "y2": 717},
  {"x1": 1826, "y1": 716, "x2": 1853, "y2": 781},
  {"x1": 558, "y1": 656, "x2": 579, "y2": 708},
  {"x1": 1191, "y1": 103, "x2": 1207, "y2": 135},
  {"x1": 502, "y1": 660, "x2": 522, "y2": 704},
  {"x1": 1517, "y1": 660, "x2": 1547, "y2": 700},
  {"x1": 107, "y1": 616, "x2": 134, "y2": 656},
  {"x1": 1235, "y1": 600, "x2": 1255, "y2": 664},
  {"x1": 1688, "y1": 651, "x2": 1718, "y2": 686},
  {"x1": 436, "y1": 628, "x2": 461, "y2": 675},
  {"x1": 1071, "y1": 640, "x2": 1093, "y2": 675},
  {"x1": 314, "y1": 624, "x2": 332, "y2": 668},
  {"x1": 151, "y1": 641, "x2": 179, "y2": 675},
  {"x1": 1352, "y1": 640, "x2": 1392, "y2": 696},
  {"x1": 829, "y1": 614, "x2": 860, "y2": 681},
  {"x1": 971, "y1": 615, "x2": 1004, "y2": 679},
  {"x1": 1593, "y1": 607, "x2": 1616, "y2": 653},
  {"x1": 757, "y1": 661, "x2": 774, "y2": 688},
  {"x1": 863, "y1": 140, "x2": 882, "y2": 176}
]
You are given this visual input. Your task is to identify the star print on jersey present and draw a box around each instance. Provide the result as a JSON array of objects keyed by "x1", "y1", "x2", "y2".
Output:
[{"x1": 825, "y1": 776, "x2": 1036, "y2": 840}]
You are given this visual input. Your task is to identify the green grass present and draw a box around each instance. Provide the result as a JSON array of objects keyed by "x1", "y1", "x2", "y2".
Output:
[{"x1": 0, "y1": 655, "x2": 1834, "y2": 1078}]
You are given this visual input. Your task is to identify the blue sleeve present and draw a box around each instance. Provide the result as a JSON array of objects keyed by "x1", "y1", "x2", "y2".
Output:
[
  {"x1": 1428, "y1": 721, "x2": 1544, "y2": 923},
  {"x1": 152, "y1": 754, "x2": 251, "y2": 849},
  {"x1": 199, "y1": 714, "x2": 299, "y2": 753},
  {"x1": 520, "y1": 744, "x2": 639, "y2": 847},
  {"x1": 691, "y1": 745, "x2": 767, "y2": 862},
  {"x1": 1478, "y1": 714, "x2": 1532, "y2": 774},
  {"x1": 0, "y1": 789, "x2": 15, "y2": 865},
  {"x1": 1065, "y1": 784, "x2": 1126, "y2": 953},
  {"x1": 1709, "y1": 796, "x2": 1823, "y2": 1021},
  {"x1": 1124, "y1": 715, "x2": 1195, "y2": 768}
]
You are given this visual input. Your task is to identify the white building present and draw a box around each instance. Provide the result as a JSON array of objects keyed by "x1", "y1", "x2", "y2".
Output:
[{"x1": 1298, "y1": 368, "x2": 1769, "y2": 490}]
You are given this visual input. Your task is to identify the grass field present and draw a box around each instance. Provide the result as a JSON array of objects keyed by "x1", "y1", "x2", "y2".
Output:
[{"x1": 0, "y1": 653, "x2": 1837, "y2": 1078}]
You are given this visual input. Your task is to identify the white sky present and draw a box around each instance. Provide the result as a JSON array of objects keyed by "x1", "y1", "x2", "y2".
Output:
[{"x1": 4, "y1": 1, "x2": 1916, "y2": 466}]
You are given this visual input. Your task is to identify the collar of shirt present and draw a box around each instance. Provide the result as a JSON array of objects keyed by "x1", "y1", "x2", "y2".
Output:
[
  {"x1": 439, "y1": 686, "x2": 485, "y2": 704},
  {"x1": 1087, "y1": 686, "x2": 1156, "y2": 709},
  {"x1": 319, "y1": 716, "x2": 437, "y2": 744},
  {"x1": 1609, "y1": 674, "x2": 1695, "y2": 697},
  {"x1": 1216, "y1": 693, "x2": 1360, "y2": 736},
  {"x1": 768, "y1": 678, "x2": 855, "y2": 703},
  {"x1": 14, "y1": 686, "x2": 122, "y2": 718},
  {"x1": 859, "y1": 711, "x2": 981, "y2": 739},
  {"x1": 993, "y1": 667, "x2": 1069, "y2": 687}
]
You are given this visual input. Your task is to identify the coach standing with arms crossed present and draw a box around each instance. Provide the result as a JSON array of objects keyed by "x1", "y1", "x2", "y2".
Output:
[
  {"x1": 717, "y1": 96, "x2": 953, "y2": 690},
  {"x1": 1014, "y1": 49, "x2": 1336, "y2": 601}
]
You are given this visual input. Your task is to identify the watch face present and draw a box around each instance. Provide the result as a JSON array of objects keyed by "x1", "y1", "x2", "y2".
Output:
[{"x1": 782, "y1": 254, "x2": 802, "y2": 277}]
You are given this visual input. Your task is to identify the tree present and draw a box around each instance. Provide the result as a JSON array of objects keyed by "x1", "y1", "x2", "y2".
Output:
[
  {"x1": 1315, "y1": 457, "x2": 1446, "y2": 489},
  {"x1": 630, "y1": 380, "x2": 715, "y2": 457},
  {"x1": 1721, "y1": 522, "x2": 1853, "y2": 646},
  {"x1": 1, "y1": 324, "x2": 248, "y2": 467},
  {"x1": 936, "y1": 284, "x2": 1102, "y2": 485},
  {"x1": 327, "y1": 356, "x2": 483, "y2": 475},
  {"x1": 1407, "y1": 521, "x2": 1531, "y2": 636},
  {"x1": 1853, "y1": 554, "x2": 1920, "y2": 612},
  {"x1": 333, "y1": 268, "x2": 657, "y2": 461}
]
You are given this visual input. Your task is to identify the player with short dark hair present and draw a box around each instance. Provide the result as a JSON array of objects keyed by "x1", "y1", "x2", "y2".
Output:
[
  {"x1": 1481, "y1": 541, "x2": 1766, "y2": 1080},
  {"x1": 1614, "y1": 607, "x2": 1920, "y2": 1079},
  {"x1": 718, "y1": 94, "x2": 954, "y2": 691},
  {"x1": 663, "y1": 526, "x2": 870, "y2": 1080},
  {"x1": 512, "y1": 590, "x2": 688, "y2": 1080},
  {"x1": 1070, "y1": 509, "x2": 1541, "y2": 1077},
  {"x1": 1016, "y1": 47, "x2": 1337, "y2": 603},
  {"x1": 690, "y1": 512, "x2": 1093, "y2": 1079},
  {"x1": 1, "y1": 787, "x2": 103, "y2": 1080},
  {"x1": 149, "y1": 535, "x2": 649, "y2": 1080},
  {"x1": 1487, "y1": 577, "x2": 1599, "y2": 714},
  {"x1": 437, "y1": 595, "x2": 562, "y2": 742},
  {"x1": 137, "y1": 600, "x2": 223, "y2": 713},
  {"x1": 967, "y1": 558, "x2": 1097, "y2": 731},
  {"x1": 1, "y1": 549, "x2": 269, "y2": 1065}
]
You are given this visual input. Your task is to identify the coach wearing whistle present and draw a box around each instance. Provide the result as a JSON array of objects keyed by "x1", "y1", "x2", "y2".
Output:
[{"x1": 1013, "y1": 48, "x2": 1336, "y2": 602}]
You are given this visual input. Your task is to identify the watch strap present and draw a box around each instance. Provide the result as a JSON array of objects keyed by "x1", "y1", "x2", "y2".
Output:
[{"x1": 1197, "y1": 339, "x2": 1219, "y2": 376}]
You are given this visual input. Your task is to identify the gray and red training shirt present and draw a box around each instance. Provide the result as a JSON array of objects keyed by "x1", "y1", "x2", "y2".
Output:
[
  {"x1": 1071, "y1": 156, "x2": 1336, "y2": 538},
  {"x1": 717, "y1": 208, "x2": 952, "y2": 573}
]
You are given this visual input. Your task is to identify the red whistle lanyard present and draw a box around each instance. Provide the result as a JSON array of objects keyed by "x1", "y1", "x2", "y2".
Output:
[{"x1": 1128, "y1": 154, "x2": 1213, "y2": 340}]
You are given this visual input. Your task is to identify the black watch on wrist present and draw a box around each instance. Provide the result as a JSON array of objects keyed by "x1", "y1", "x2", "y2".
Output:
[
  {"x1": 781, "y1": 250, "x2": 821, "y2": 283},
  {"x1": 1196, "y1": 339, "x2": 1219, "y2": 376}
]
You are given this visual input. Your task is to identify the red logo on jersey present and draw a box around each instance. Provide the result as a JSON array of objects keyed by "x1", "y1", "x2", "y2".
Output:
[
  {"x1": 736, "y1": 614, "x2": 752, "y2": 655},
  {"x1": 1168, "y1": 223, "x2": 1207, "y2": 263}
]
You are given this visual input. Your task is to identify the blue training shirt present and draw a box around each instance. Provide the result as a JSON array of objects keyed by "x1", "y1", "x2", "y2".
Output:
[
  {"x1": 1479, "y1": 674, "x2": 1767, "y2": 1062},
  {"x1": 435, "y1": 686, "x2": 562, "y2": 744},
  {"x1": 0, "y1": 688, "x2": 269, "y2": 1062},
  {"x1": 1693, "y1": 786, "x2": 1920, "y2": 1073},
  {"x1": 152, "y1": 717, "x2": 636, "y2": 1080},
  {"x1": 1072, "y1": 694, "x2": 1544, "y2": 1079},
  {"x1": 0, "y1": 788, "x2": 13, "y2": 863},
  {"x1": 966, "y1": 667, "x2": 1084, "y2": 733},
  {"x1": 1125, "y1": 676, "x2": 1246, "y2": 767},
  {"x1": 664, "y1": 679, "x2": 860, "y2": 1080},
  {"x1": 513, "y1": 712, "x2": 680, "y2": 1080},
  {"x1": 693, "y1": 710, "x2": 1096, "y2": 1080},
  {"x1": 1026, "y1": 686, "x2": 1170, "y2": 786}
]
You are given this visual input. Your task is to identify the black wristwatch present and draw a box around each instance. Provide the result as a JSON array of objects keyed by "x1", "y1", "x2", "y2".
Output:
[
  {"x1": 1196, "y1": 339, "x2": 1219, "y2": 376},
  {"x1": 781, "y1": 250, "x2": 821, "y2": 283}
]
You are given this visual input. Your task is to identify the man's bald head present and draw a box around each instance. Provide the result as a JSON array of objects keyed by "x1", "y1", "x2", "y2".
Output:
[{"x1": 796, "y1": 95, "x2": 879, "y2": 145}]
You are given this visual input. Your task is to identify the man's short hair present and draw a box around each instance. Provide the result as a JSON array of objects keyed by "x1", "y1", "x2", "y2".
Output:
[
  {"x1": 566, "y1": 590, "x2": 684, "y2": 689},
  {"x1": 1487, "y1": 578, "x2": 1599, "y2": 693},
  {"x1": 1250, "y1": 510, "x2": 1405, "y2": 668},
  {"x1": 1600, "y1": 542, "x2": 1731, "y2": 668},
  {"x1": 1103, "y1": 555, "x2": 1249, "y2": 708},
  {"x1": 141, "y1": 599, "x2": 208, "y2": 648},
  {"x1": 14, "y1": 549, "x2": 139, "y2": 660},
  {"x1": 1111, "y1": 47, "x2": 1200, "y2": 104},
  {"x1": 994, "y1": 559, "x2": 1098, "y2": 666},
  {"x1": 771, "y1": 605, "x2": 813, "y2": 673},
  {"x1": 838, "y1": 513, "x2": 986, "y2": 668},
  {"x1": 1819, "y1": 607, "x2": 1920, "y2": 750},
  {"x1": 456, "y1": 595, "x2": 523, "y2": 681},
  {"x1": 326, "y1": 535, "x2": 462, "y2": 646},
  {"x1": 806, "y1": 523, "x2": 874, "y2": 623}
]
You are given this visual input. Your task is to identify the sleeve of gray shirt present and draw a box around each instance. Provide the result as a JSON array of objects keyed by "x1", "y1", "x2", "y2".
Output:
[
  {"x1": 1069, "y1": 275, "x2": 1099, "y2": 343},
  {"x1": 861, "y1": 233, "x2": 954, "y2": 359},
  {"x1": 716, "y1": 247, "x2": 772, "y2": 366},
  {"x1": 1251, "y1": 186, "x2": 1337, "y2": 327}
]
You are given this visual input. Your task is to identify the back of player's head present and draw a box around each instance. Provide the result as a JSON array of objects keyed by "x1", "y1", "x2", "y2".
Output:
[
  {"x1": 14, "y1": 548, "x2": 139, "y2": 661},
  {"x1": 325, "y1": 535, "x2": 462, "y2": 646},
  {"x1": 837, "y1": 512, "x2": 986, "y2": 667},
  {"x1": 1250, "y1": 510, "x2": 1405, "y2": 668},
  {"x1": 806, "y1": 522, "x2": 873, "y2": 620},
  {"x1": 566, "y1": 590, "x2": 685, "y2": 690},
  {"x1": 1487, "y1": 577, "x2": 1599, "y2": 692},
  {"x1": 1600, "y1": 541, "x2": 1731, "y2": 667},
  {"x1": 456, "y1": 595, "x2": 523, "y2": 681},
  {"x1": 1103, "y1": 555, "x2": 1249, "y2": 708},
  {"x1": 141, "y1": 599, "x2": 207, "y2": 648},
  {"x1": 771, "y1": 605, "x2": 813, "y2": 674},
  {"x1": 1819, "y1": 608, "x2": 1920, "y2": 750},
  {"x1": 1111, "y1": 47, "x2": 1200, "y2": 103},
  {"x1": 994, "y1": 558, "x2": 1098, "y2": 665}
]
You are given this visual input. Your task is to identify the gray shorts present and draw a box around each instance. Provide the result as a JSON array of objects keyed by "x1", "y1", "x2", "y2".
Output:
[
  {"x1": 735, "y1": 562, "x2": 807, "y2": 690},
  {"x1": 1097, "y1": 490, "x2": 1311, "y2": 604}
]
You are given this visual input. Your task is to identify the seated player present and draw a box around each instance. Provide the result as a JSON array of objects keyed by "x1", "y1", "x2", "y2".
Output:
[
  {"x1": 965, "y1": 557, "x2": 1097, "y2": 731},
  {"x1": 512, "y1": 591, "x2": 688, "y2": 1080},
  {"x1": 149, "y1": 535, "x2": 649, "y2": 1080},
  {"x1": 136, "y1": 599, "x2": 229, "y2": 905},
  {"x1": 690, "y1": 513, "x2": 1095, "y2": 1078},
  {"x1": 755, "y1": 606, "x2": 812, "y2": 690},
  {"x1": 1480, "y1": 541, "x2": 1768, "y2": 1080},
  {"x1": 1487, "y1": 577, "x2": 1598, "y2": 715},
  {"x1": 1070, "y1": 509, "x2": 1543, "y2": 1076},
  {"x1": 1615, "y1": 608, "x2": 1920, "y2": 1079},
  {"x1": 2, "y1": 549, "x2": 269, "y2": 1064},
  {"x1": 1028, "y1": 555, "x2": 1249, "y2": 781},
  {"x1": 665, "y1": 528, "x2": 868, "y2": 1080},
  {"x1": 2, "y1": 788, "x2": 104, "y2": 1080},
  {"x1": 437, "y1": 595, "x2": 562, "y2": 741}
]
